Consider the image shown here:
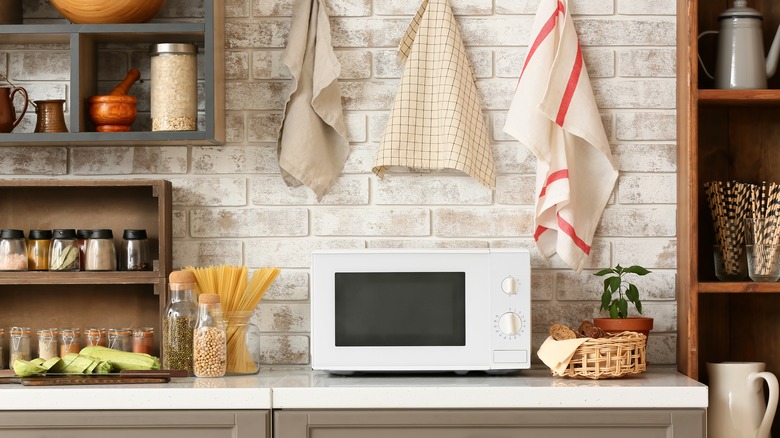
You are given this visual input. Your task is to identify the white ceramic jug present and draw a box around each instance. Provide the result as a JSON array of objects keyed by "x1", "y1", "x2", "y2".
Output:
[{"x1": 707, "y1": 362, "x2": 779, "y2": 438}]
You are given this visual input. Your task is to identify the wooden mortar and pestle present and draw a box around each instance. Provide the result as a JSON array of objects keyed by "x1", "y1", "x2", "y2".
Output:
[{"x1": 88, "y1": 68, "x2": 139, "y2": 132}]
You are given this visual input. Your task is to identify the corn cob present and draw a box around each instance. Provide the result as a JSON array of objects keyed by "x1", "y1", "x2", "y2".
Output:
[{"x1": 79, "y1": 346, "x2": 160, "y2": 370}]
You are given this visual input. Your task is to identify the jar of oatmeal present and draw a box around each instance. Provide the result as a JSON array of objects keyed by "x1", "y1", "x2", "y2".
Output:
[
  {"x1": 150, "y1": 43, "x2": 197, "y2": 132},
  {"x1": 37, "y1": 328, "x2": 58, "y2": 360}
]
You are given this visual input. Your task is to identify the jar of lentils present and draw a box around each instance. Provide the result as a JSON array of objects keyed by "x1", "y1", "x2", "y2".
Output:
[
  {"x1": 162, "y1": 270, "x2": 198, "y2": 374},
  {"x1": 193, "y1": 293, "x2": 226, "y2": 378}
]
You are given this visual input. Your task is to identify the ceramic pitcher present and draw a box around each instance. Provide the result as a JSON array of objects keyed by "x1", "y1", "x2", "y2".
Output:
[
  {"x1": 707, "y1": 362, "x2": 779, "y2": 438},
  {"x1": 0, "y1": 86, "x2": 28, "y2": 133}
]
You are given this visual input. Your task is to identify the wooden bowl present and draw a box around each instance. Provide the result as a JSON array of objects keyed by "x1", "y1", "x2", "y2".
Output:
[
  {"x1": 88, "y1": 95, "x2": 137, "y2": 132},
  {"x1": 50, "y1": 0, "x2": 165, "y2": 24}
]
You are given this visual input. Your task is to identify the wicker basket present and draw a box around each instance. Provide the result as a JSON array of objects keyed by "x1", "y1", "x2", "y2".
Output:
[{"x1": 556, "y1": 331, "x2": 647, "y2": 379}]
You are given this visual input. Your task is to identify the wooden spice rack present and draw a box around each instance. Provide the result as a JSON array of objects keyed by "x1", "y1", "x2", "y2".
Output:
[{"x1": 0, "y1": 179, "x2": 172, "y2": 362}]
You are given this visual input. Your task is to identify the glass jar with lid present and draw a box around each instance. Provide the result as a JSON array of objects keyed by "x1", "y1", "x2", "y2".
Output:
[
  {"x1": 225, "y1": 311, "x2": 262, "y2": 375},
  {"x1": 85, "y1": 229, "x2": 116, "y2": 271},
  {"x1": 132, "y1": 327, "x2": 154, "y2": 355},
  {"x1": 49, "y1": 229, "x2": 79, "y2": 271},
  {"x1": 120, "y1": 229, "x2": 151, "y2": 271},
  {"x1": 59, "y1": 328, "x2": 81, "y2": 356},
  {"x1": 76, "y1": 229, "x2": 91, "y2": 271},
  {"x1": 9, "y1": 326, "x2": 31, "y2": 366},
  {"x1": 162, "y1": 270, "x2": 198, "y2": 374},
  {"x1": 193, "y1": 293, "x2": 226, "y2": 377},
  {"x1": 108, "y1": 328, "x2": 133, "y2": 352},
  {"x1": 0, "y1": 229, "x2": 28, "y2": 271},
  {"x1": 37, "y1": 328, "x2": 58, "y2": 360},
  {"x1": 150, "y1": 43, "x2": 198, "y2": 132},
  {"x1": 27, "y1": 229, "x2": 52, "y2": 271},
  {"x1": 85, "y1": 327, "x2": 107, "y2": 347}
]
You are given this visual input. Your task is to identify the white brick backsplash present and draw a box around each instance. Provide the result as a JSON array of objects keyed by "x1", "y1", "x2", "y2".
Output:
[
  {"x1": 368, "y1": 239, "x2": 489, "y2": 248},
  {"x1": 226, "y1": 21, "x2": 290, "y2": 49},
  {"x1": 253, "y1": 0, "x2": 292, "y2": 16},
  {"x1": 71, "y1": 147, "x2": 187, "y2": 175},
  {"x1": 9, "y1": 51, "x2": 69, "y2": 80},
  {"x1": 478, "y1": 79, "x2": 515, "y2": 110},
  {"x1": 496, "y1": 175, "x2": 536, "y2": 205},
  {"x1": 618, "y1": 174, "x2": 676, "y2": 204},
  {"x1": 434, "y1": 208, "x2": 533, "y2": 237},
  {"x1": 172, "y1": 240, "x2": 243, "y2": 268},
  {"x1": 532, "y1": 270, "x2": 555, "y2": 301},
  {"x1": 375, "y1": 175, "x2": 492, "y2": 205},
  {"x1": 614, "y1": 239, "x2": 677, "y2": 269},
  {"x1": 263, "y1": 270, "x2": 309, "y2": 301},
  {"x1": 226, "y1": 82, "x2": 287, "y2": 111},
  {"x1": 170, "y1": 177, "x2": 248, "y2": 207},
  {"x1": 617, "y1": 0, "x2": 676, "y2": 15},
  {"x1": 344, "y1": 113, "x2": 367, "y2": 142},
  {"x1": 592, "y1": 79, "x2": 676, "y2": 109},
  {"x1": 0, "y1": 148, "x2": 66, "y2": 174},
  {"x1": 313, "y1": 208, "x2": 430, "y2": 236},
  {"x1": 493, "y1": 238, "x2": 610, "y2": 270},
  {"x1": 250, "y1": 175, "x2": 369, "y2": 205},
  {"x1": 340, "y1": 81, "x2": 398, "y2": 110},
  {"x1": 556, "y1": 269, "x2": 676, "y2": 301},
  {"x1": 367, "y1": 113, "x2": 388, "y2": 142},
  {"x1": 225, "y1": 51, "x2": 249, "y2": 80},
  {"x1": 598, "y1": 206, "x2": 676, "y2": 237},
  {"x1": 226, "y1": 0, "x2": 250, "y2": 17},
  {"x1": 225, "y1": 113, "x2": 245, "y2": 143},
  {"x1": 256, "y1": 303, "x2": 310, "y2": 333},
  {"x1": 575, "y1": 18, "x2": 676, "y2": 46},
  {"x1": 493, "y1": 142, "x2": 536, "y2": 174},
  {"x1": 331, "y1": 18, "x2": 410, "y2": 48},
  {"x1": 190, "y1": 208, "x2": 308, "y2": 237},
  {"x1": 172, "y1": 210, "x2": 187, "y2": 239},
  {"x1": 496, "y1": 0, "x2": 615, "y2": 15},
  {"x1": 343, "y1": 143, "x2": 378, "y2": 173},
  {"x1": 375, "y1": 0, "x2": 492, "y2": 16},
  {"x1": 647, "y1": 333, "x2": 676, "y2": 365},
  {"x1": 613, "y1": 144, "x2": 677, "y2": 172},
  {"x1": 495, "y1": 49, "x2": 524, "y2": 79},
  {"x1": 192, "y1": 146, "x2": 279, "y2": 174},
  {"x1": 336, "y1": 50, "x2": 372, "y2": 79},
  {"x1": 252, "y1": 50, "x2": 290, "y2": 79},
  {"x1": 257, "y1": 335, "x2": 310, "y2": 365},
  {"x1": 247, "y1": 113, "x2": 283, "y2": 142},
  {"x1": 618, "y1": 49, "x2": 676, "y2": 78},
  {"x1": 616, "y1": 112, "x2": 677, "y2": 141},
  {"x1": 246, "y1": 239, "x2": 365, "y2": 268},
  {"x1": 374, "y1": 50, "x2": 404, "y2": 78}
]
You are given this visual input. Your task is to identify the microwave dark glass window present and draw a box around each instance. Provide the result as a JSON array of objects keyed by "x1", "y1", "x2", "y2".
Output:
[{"x1": 334, "y1": 272, "x2": 466, "y2": 347}]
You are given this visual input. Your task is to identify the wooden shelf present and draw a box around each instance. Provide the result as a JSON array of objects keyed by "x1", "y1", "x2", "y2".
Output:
[
  {"x1": 699, "y1": 89, "x2": 780, "y2": 106},
  {"x1": 698, "y1": 282, "x2": 780, "y2": 293},
  {"x1": 0, "y1": 271, "x2": 164, "y2": 286}
]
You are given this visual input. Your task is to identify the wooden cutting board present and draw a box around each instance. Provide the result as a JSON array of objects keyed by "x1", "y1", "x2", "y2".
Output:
[{"x1": 19, "y1": 376, "x2": 171, "y2": 386}]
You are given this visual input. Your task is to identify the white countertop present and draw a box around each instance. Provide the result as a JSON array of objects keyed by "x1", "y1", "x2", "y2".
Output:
[{"x1": 0, "y1": 366, "x2": 707, "y2": 411}]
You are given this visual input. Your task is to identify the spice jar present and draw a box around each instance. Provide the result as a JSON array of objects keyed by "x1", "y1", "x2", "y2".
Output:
[
  {"x1": 150, "y1": 43, "x2": 198, "y2": 131},
  {"x1": 59, "y1": 328, "x2": 81, "y2": 356},
  {"x1": 49, "y1": 229, "x2": 79, "y2": 271},
  {"x1": 76, "y1": 229, "x2": 91, "y2": 271},
  {"x1": 162, "y1": 270, "x2": 198, "y2": 374},
  {"x1": 85, "y1": 327, "x2": 107, "y2": 347},
  {"x1": 85, "y1": 229, "x2": 116, "y2": 271},
  {"x1": 132, "y1": 327, "x2": 154, "y2": 355},
  {"x1": 37, "y1": 328, "x2": 58, "y2": 360},
  {"x1": 120, "y1": 229, "x2": 151, "y2": 271},
  {"x1": 193, "y1": 293, "x2": 226, "y2": 377},
  {"x1": 108, "y1": 328, "x2": 133, "y2": 352},
  {"x1": 0, "y1": 229, "x2": 28, "y2": 271},
  {"x1": 225, "y1": 311, "x2": 261, "y2": 375},
  {"x1": 27, "y1": 229, "x2": 52, "y2": 271},
  {"x1": 9, "y1": 326, "x2": 31, "y2": 366}
]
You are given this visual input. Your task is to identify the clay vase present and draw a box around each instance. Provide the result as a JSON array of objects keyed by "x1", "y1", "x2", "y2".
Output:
[
  {"x1": 0, "y1": 86, "x2": 28, "y2": 133},
  {"x1": 707, "y1": 362, "x2": 779, "y2": 438},
  {"x1": 33, "y1": 99, "x2": 68, "y2": 133}
]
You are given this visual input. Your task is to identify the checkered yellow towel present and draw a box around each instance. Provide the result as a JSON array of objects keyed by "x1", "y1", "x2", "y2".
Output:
[
  {"x1": 278, "y1": 0, "x2": 349, "y2": 199},
  {"x1": 372, "y1": 0, "x2": 496, "y2": 188}
]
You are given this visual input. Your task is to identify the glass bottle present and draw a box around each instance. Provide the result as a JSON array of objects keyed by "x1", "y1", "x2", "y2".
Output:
[
  {"x1": 162, "y1": 269, "x2": 198, "y2": 374},
  {"x1": 193, "y1": 293, "x2": 226, "y2": 377},
  {"x1": 75, "y1": 229, "x2": 91, "y2": 271},
  {"x1": 85, "y1": 229, "x2": 116, "y2": 271},
  {"x1": 225, "y1": 311, "x2": 262, "y2": 375},
  {"x1": 0, "y1": 229, "x2": 28, "y2": 271},
  {"x1": 59, "y1": 328, "x2": 81, "y2": 357},
  {"x1": 37, "y1": 328, "x2": 58, "y2": 360},
  {"x1": 107, "y1": 328, "x2": 133, "y2": 352},
  {"x1": 27, "y1": 229, "x2": 52, "y2": 271},
  {"x1": 49, "y1": 229, "x2": 79, "y2": 271},
  {"x1": 132, "y1": 327, "x2": 154, "y2": 355},
  {"x1": 9, "y1": 326, "x2": 31, "y2": 366},
  {"x1": 150, "y1": 43, "x2": 198, "y2": 131},
  {"x1": 120, "y1": 229, "x2": 151, "y2": 271}
]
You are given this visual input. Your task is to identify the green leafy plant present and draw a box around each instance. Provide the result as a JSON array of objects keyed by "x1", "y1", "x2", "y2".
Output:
[{"x1": 595, "y1": 264, "x2": 651, "y2": 319}]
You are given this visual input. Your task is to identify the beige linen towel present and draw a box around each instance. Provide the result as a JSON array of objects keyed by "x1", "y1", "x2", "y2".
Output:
[
  {"x1": 537, "y1": 336, "x2": 588, "y2": 376},
  {"x1": 503, "y1": 0, "x2": 618, "y2": 272},
  {"x1": 278, "y1": 0, "x2": 349, "y2": 199},
  {"x1": 372, "y1": 0, "x2": 496, "y2": 188}
]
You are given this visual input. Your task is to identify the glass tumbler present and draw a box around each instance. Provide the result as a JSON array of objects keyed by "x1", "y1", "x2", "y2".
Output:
[{"x1": 745, "y1": 218, "x2": 780, "y2": 282}]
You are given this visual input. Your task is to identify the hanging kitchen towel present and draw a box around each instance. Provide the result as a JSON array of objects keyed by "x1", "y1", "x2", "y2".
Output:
[
  {"x1": 277, "y1": 0, "x2": 349, "y2": 199},
  {"x1": 503, "y1": 0, "x2": 618, "y2": 272},
  {"x1": 372, "y1": 0, "x2": 496, "y2": 188}
]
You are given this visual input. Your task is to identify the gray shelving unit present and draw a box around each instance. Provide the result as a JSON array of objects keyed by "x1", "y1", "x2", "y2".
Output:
[{"x1": 0, "y1": 0, "x2": 224, "y2": 145}]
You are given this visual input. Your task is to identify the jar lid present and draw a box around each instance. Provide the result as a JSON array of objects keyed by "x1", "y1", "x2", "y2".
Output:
[
  {"x1": 28, "y1": 229, "x2": 52, "y2": 240},
  {"x1": 199, "y1": 293, "x2": 221, "y2": 304},
  {"x1": 76, "y1": 229, "x2": 92, "y2": 239},
  {"x1": 123, "y1": 229, "x2": 148, "y2": 240},
  {"x1": 150, "y1": 43, "x2": 198, "y2": 56},
  {"x1": 52, "y1": 229, "x2": 77, "y2": 239},
  {"x1": 90, "y1": 229, "x2": 113, "y2": 239},
  {"x1": 1, "y1": 229, "x2": 25, "y2": 239},
  {"x1": 169, "y1": 269, "x2": 197, "y2": 285}
]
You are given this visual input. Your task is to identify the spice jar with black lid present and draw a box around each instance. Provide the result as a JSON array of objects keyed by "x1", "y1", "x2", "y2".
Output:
[
  {"x1": 49, "y1": 229, "x2": 79, "y2": 271},
  {"x1": 27, "y1": 229, "x2": 52, "y2": 271},
  {"x1": 120, "y1": 229, "x2": 151, "y2": 271},
  {"x1": 0, "y1": 229, "x2": 28, "y2": 271},
  {"x1": 85, "y1": 229, "x2": 116, "y2": 271},
  {"x1": 76, "y1": 229, "x2": 91, "y2": 271}
]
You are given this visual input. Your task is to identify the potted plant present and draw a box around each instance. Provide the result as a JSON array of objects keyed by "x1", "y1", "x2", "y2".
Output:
[{"x1": 593, "y1": 264, "x2": 654, "y2": 340}]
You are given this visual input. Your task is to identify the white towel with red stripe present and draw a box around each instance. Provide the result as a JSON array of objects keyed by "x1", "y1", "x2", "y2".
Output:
[{"x1": 503, "y1": 0, "x2": 617, "y2": 272}]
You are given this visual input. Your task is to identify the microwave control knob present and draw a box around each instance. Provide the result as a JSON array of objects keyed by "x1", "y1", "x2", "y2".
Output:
[
  {"x1": 501, "y1": 276, "x2": 520, "y2": 295},
  {"x1": 498, "y1": 312, "x2": 523, "y2": 335}
]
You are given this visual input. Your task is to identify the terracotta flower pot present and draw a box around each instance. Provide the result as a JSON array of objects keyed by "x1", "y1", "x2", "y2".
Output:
[{"x1": 593, "y1": 317, "x2": 653, "y2": 344}]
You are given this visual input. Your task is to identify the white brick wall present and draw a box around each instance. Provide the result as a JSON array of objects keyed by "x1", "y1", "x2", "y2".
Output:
[{"x1": 2, "y1": 0, "x2": 678, "y2": 365}]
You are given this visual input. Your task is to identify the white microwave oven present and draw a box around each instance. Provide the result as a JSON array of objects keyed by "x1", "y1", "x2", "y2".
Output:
[{"x1": 310, "y1": 248, "x2": 531, "y2": 374}]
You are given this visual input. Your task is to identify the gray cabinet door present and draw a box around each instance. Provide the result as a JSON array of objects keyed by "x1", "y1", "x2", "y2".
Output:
[
  {"x1": 274, "y1": 409, "x2": 705, "y2": 438},
  {"x1": 0, "y1": 409, "x2": 269, "y2": 438}
]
